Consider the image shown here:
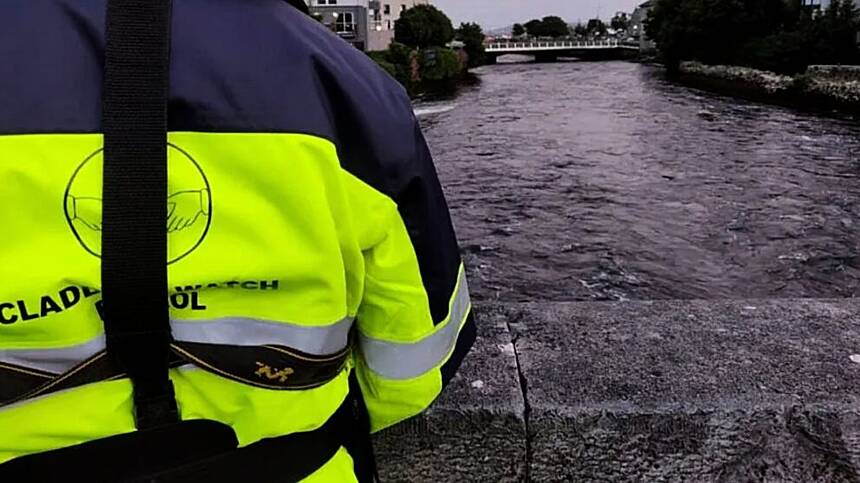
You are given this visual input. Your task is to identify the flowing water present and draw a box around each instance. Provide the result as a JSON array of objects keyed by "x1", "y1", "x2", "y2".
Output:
[{"x1": 417, "y1": 60, "x2": 860, "y2": 302}]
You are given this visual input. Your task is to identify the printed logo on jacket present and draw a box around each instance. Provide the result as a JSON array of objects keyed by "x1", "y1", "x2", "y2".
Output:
[{"x1": 64, "y1": 143, "x2": 212, "y2": 264}]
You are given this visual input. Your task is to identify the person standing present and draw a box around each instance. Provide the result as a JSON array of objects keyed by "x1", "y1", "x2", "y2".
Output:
[{"x1": 0, "y1": 1, "x2": 475, "y2": 480}]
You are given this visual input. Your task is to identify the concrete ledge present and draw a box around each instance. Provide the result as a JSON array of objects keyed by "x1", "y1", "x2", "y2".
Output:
[
  {"x1": 374, "y1": 305, "x2": 527, "y2": 482},
  {"x1": 376, "y1": 300, "x2": 860, "y2": 482}
]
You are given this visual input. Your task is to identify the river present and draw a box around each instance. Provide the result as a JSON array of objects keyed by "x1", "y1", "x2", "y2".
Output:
[{"x1": 416, "y1": 60, "x2": 860, "y2": 302}]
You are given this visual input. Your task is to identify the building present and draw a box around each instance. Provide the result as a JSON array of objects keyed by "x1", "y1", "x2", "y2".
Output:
[
  {"x1": 801, "y1": 0, "x2": 860, "y2": 10},
  {"x1": 308, "y1": 1, "x2": 369, "y2": 51},
  {"x1": 629, "y1": 1, "x2": 655, "y2": 52},
  {"x1": 308, "y1": 0, "x2": 430, "y2": 52},
  {"x1": 367, "y1": 1, "x2": 430, "y2": 51}
]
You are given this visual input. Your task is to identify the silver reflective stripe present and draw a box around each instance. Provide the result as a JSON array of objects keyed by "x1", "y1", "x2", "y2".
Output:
[
  {"x1": 0, "y1": 336, "x2": 105, "y2": 374},
  {"x1": 170, "y1": 316, "x2": 354, "y2": 355},
  {"x1": 359, "y1": 269, "x2": 471, "y2": 380},
  {"x1": 0, "y1": 316, "x2": 353, "y2": 375}
]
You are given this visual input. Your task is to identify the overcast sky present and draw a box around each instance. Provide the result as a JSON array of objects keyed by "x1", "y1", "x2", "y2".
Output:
[{"x1": 431, "y1": 0, "x2": 644, "y2": 30}]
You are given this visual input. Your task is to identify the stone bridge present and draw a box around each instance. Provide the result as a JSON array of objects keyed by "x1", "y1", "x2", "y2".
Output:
[{"x1": 485, "y1": 40, "x2": 640, "y2": 62}]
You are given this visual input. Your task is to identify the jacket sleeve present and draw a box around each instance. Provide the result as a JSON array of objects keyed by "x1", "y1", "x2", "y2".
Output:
[
  {"x1": 309, "y1": 39, "x2": 476, "y2": 432},
  {"x1": 345, "y1": 121, "x2": 476, "y2": 433}
]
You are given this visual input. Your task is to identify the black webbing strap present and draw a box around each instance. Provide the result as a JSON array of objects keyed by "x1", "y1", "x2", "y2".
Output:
[
  {"x1": 102, "y1": 0, "x2": 178, "y2": 429},
  {"x1": 139, "y1": 399, "x2": 351, "y2": 482},
  {"x1": 0, "y1": 398, "x2": 357, "y2": 483},
  {"x1": 346, "y1": 373, "x2": 380, "y2": 483}
]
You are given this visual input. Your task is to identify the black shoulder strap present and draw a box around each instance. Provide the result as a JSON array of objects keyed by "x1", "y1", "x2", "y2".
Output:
[{"x1": 102, "y1": 0, "x2": 178, "y2": 430}]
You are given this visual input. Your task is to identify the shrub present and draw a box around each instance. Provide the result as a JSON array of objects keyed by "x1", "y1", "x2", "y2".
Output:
[{"x1": 420, "y1": 47, "x2": 463, "y2": 83}]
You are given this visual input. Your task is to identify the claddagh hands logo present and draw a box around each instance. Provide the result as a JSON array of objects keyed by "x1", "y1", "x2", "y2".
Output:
[{"x1": 64, "y1": 144, "x2": 212, "y2": 264}]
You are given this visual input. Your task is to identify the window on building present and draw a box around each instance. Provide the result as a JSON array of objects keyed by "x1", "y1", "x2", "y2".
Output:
[
  {"x1": 400, "y1": 4, "x2": 407, "y2": 13},
  {"x1": 335, "y1": 12, "x2": 355, "y2": 34},
  {"x1": 384, "y1": 4, "x2": 390, "y2": 15},
  {"x1": 386, "y1": 20, "x2": 391, "y2": 30},
  {"x1": 318, "y1": 0, "x2": 337, "y2": 4}
]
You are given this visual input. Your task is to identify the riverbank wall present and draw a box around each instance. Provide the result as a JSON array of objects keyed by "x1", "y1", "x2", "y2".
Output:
[
  {"x1": 678, "y1": 61, "x2": 860, "y2": 115},
  {"x1": 375, "y1": 300, "x2": 860, "y2": 482}
]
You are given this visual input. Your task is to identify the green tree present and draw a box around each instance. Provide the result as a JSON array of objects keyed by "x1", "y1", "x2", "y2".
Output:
[
  {"x1": 523, "y1": 16, "x2": 570, "y2": 37},
  {"x1": 540, "y1": 16, "x2": 571, "y2": 37},
  {"x1": 647, "y1": 0, "x2": 792, "y2": 72},
  {"x1": 573, "y1": 23, "x2": 588, "y2": 38},
  {"x1": 366, "y1": 42, "x2": 417, "y2": 91},
  {"x1": 647, "y1": 0, "x2": 859, "y2": 74},
  {"x1": 524, "y1": 19, "x2": 543, "y2": 37},
  {"x1": 822, "y1": 0, "x2": 860, "y2": 64},
  {"x1": 512, "y1": 23, "x2": 526, "y2": 37},
  {"x1": 421, "y1": 47, "x2": 464, "y2": 84},
  {"x1": 367, "y1": 51, "x2": 398, "y2": 78},
  {"x1": 587, "y1": 18, "x2": 607, "y2": 37},
  {"x1": 610, "y1": 13, "x2": 630, "y2": 32},
  {"x1": 456, "y1": 22, "x2": 487, "y2": 67},
  {"x1": 394, "y1": 4, "x2": 455, "y2": 48}
]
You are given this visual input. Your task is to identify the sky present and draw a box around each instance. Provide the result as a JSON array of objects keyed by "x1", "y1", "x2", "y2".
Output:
[{"x1": 430, "y1": 0, "x2": 644, "y2": 30}]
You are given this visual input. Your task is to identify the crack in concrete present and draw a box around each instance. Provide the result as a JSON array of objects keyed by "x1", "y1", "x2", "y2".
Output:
[{"x1": 506, "y1": 310, "x2": 532, "y2": 482}]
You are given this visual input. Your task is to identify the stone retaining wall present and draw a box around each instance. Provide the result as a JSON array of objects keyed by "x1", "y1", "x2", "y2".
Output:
[
  {"x1": 375, "y1": 300, "x2": 860, "y2": 482},
  {"x1": 808, "y1": 65, "x2": 860, "y2": 82},
  {"x1": 678, "y1": 61, "x2": 860, "y2": 114}
]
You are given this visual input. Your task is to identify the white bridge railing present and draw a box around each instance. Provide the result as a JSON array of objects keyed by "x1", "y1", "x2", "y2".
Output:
[{"x1": 485, "y1": 39, "x2": 633, "y2": 52}]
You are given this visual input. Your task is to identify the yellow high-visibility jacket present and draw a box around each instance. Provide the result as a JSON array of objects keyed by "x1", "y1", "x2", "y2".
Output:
[{"x1": 0, "y1": 1, "x2": 475, "y2": 480}]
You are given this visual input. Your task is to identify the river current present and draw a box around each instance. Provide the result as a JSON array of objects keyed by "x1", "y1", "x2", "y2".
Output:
[{"x1": 416, "y1": 61, "x2": 860, "y2": 302}]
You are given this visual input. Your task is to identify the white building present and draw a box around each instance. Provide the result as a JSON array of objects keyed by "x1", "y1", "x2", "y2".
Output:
[
  {"x1": 802, "y1": 0, "x2": 860, "y2": 9},
  {"x1": 630, "y1": 1, "x2": 655, "y2": 52},
  {"x1": 308, "y1": 0, "x2": 430, "y2": 51},
  {"x1": 309, "y1": 0, "x2": 370, "y2": 50}
]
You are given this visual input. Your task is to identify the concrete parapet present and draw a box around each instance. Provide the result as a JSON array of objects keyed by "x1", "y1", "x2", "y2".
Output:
[
  {"x1": 374, "y1": 305, "x2": 527, "y2": 482},
  {"x1": 376, "y1": 300, "x2": 860, "y2": 481}
]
